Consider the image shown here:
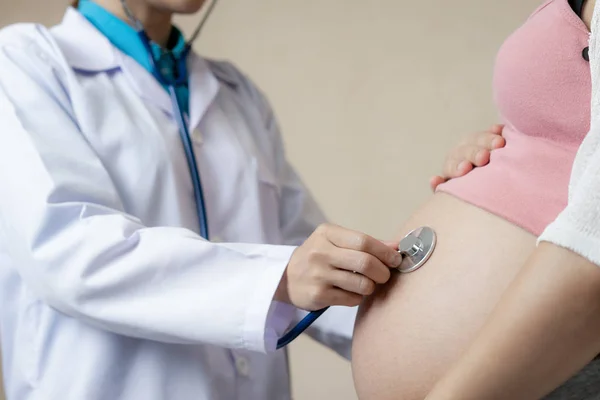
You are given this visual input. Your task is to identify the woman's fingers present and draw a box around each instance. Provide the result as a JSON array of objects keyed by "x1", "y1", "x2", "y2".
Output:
[{"x1": 434, "y1": 125, "x2": 506, "y2": 192}]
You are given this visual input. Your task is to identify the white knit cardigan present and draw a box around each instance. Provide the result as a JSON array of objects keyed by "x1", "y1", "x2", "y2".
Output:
[{"x1": 538, "y1": 4, "x2": 600, "y2": 265}]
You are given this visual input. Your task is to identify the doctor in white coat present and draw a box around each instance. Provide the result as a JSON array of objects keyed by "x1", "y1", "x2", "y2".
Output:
[{"x1": 0, "y1": 0, "x2": 406, "y2": 399}]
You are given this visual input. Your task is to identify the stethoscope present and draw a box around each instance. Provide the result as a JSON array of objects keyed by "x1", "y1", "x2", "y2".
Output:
[
  {"x1": 123, "y1": 0, "x2": 438, "y2": 350},
  {"x1": 276, "y1": 226, "x2": 437, "y2": 349},
  {"x1": 121, "y1": 0, "x2": 219, "y2": 239}
]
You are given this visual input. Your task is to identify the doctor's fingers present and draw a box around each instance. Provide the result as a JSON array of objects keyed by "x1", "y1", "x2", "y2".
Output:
[
  {"x1": 318, "y1": 224, "x2": 403, "y2": 269},
  {"x1": 323, "y1": 288, "x2": 364, "y2": 308},
  {"x1": 327, "y1": 269, "x2": 379, "y2": 296},
  {"x1": 327, "y1": 247, "x2": 391, "y2": 284}
]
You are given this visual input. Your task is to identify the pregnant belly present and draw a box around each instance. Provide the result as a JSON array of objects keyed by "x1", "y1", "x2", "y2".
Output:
[{"x1": 352, "y1": 192, "x2": 536, "y2": 400}]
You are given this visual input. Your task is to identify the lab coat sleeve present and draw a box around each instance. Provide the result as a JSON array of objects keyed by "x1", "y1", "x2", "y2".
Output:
[
  {"x1": 0, "y1": 27, "x2": 294, "y2": 353},
  {"x1": 267, "y1": 107, "x2": 356, "y2": 359},
  {"x1": 229, "y1": 62, "x2": 356, "y2": 358},
  {"x1": 297, "y1": 307, "x2": 356, "y2": 359}
]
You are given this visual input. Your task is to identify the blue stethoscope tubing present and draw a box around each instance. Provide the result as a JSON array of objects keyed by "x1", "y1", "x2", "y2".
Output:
[
  {"x1": 127, "y1": 0, "x2": 322, "y2": 349},
  {"x1": 126, "y1": 0, "x2": 218, "y2": 239},
  {"x1": 276, "y1": 307, "x2": 328, "y2": 349},
  {"x1": 138, "y1": 32, "x2": 210, "y2": 239}
]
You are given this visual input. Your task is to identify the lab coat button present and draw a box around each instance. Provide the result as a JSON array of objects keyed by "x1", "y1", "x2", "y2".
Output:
[
  {"x1": 192, "y1": 128, "x2": 203, "y2": 143},
  {"x1": 37, "y1": 51, "x2": 48, "y2": 62},
  {"x1": 235, "y1": 357, "x2": 250, "y2": 377}
]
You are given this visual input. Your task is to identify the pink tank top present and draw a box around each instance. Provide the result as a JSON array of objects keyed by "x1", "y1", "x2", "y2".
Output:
[{"x1": 437, "y1": 0, "x2": 592, "y2": 235}]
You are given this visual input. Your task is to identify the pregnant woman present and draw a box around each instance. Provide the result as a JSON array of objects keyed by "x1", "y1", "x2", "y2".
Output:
[{"x1": 352, "y1": 0, "x2": 600, "y2": 399}]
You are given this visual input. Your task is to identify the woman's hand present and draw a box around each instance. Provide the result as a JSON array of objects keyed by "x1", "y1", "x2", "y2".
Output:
[
  {"x1": 430, "y1": 124, "x2": 505, "y2": 191},
  {"x1": 276, "y1": 223, "x2": 402, "y2": 311}
]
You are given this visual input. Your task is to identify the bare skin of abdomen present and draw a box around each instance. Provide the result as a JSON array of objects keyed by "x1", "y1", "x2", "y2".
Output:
[{"x1": 352, "y1": 192, "x2": 536, "y2": 400}]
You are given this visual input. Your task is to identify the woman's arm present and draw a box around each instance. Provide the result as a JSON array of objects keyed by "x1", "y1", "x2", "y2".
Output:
[{"x1": 425, "y1": 242, "x2": 600, "y2": 400}]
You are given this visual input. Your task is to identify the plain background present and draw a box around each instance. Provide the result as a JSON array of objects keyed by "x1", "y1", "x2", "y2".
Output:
[{"x1": 0, "y1": 0, "x2": 541, "y2": 399}]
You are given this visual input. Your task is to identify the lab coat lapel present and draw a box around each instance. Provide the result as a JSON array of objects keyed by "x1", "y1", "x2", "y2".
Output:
[
  {"x1": 118, "y1": 52, "x2": 220, "y2": 133},
  {"x1": 117, "y1": 52, "x2": 173, "y2": 117},
  {"x1": 51, "y1": 8, "x2": 119, "y2": 72},
  {"x1": 54, "y1": 8, "x2": 173, "y2": 115},
  {"x1": 53, "y1": 8, "x2": 220, "y2": 134},
  {"x1": 187, "y1": 53, "x2": 220, "y2": 133}
]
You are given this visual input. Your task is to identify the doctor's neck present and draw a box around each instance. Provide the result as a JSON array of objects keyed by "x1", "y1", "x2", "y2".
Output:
[{"x1": 95, "y1": 0, "x2": 174, "y2": 47}]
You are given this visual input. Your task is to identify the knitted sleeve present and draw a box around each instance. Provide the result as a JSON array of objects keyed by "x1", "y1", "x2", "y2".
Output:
[{"x1": 537, "y1": 6, "x2": 600, "y2": 265}]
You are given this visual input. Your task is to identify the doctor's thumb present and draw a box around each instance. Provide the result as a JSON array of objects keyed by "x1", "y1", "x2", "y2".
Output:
[{"x1": 381, "y1": 240, "x2": 400, "y2": 251}]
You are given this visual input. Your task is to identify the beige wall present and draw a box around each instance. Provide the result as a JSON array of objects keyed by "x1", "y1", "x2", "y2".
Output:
[{"x1": 0, "y1": 1, "x2": 540, "y2": 399}]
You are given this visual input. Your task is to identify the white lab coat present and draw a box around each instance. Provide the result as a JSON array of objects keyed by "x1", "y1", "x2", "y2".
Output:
[{"x1": 0, "y1": 8, "x2": 356, "y2": 400}]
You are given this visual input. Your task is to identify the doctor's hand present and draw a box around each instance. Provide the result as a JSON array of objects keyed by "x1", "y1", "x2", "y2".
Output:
[
  {"x1": 276, "y1": 224, "x2": 402, "y2": 311},
  {"x1": 430, "y1": 124, "x2": 505, "y2": 191}
]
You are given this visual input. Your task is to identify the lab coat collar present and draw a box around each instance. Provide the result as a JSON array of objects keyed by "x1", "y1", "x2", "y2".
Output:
[
  {"x1": 51, "y1": 7, "x2": 119, "y2": 72},
  {"x1": 52, "y1": 7, "x2": 220, "y2": 131},
  {"x1": 117, "y1": 51, "x2": 220, "y2": 130}
]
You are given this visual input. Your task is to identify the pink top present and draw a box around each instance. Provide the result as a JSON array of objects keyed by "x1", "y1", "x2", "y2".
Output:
[{"x1": 437, "y1": 0, "x2": 592, "y2": 235}]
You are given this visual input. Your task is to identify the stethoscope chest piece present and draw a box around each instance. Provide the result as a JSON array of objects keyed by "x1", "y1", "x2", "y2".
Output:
[{"x1": 396, "y1": 226, "x2": 437, "y2": 274}]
